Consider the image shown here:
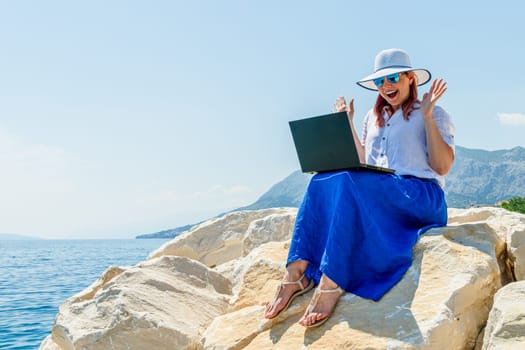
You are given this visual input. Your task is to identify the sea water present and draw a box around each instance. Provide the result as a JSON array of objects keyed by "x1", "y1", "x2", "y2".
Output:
[{"x1": 0, "y1": 238, "x2": 169, "y2": 350}]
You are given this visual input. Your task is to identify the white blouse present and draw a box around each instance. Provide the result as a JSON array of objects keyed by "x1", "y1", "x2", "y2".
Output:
[{"x1": 362, "y1": 104, "x2": 455, "y2": 187}]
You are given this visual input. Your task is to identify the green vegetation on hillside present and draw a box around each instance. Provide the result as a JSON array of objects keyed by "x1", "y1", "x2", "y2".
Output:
[{"x1": 501, "y1": 196, "x2": 525, "y2": 214}]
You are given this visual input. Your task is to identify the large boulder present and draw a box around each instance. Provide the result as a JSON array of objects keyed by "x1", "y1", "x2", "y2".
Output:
[
  {"x1": 41, "y1": 256, "x2": 231, "y2": 350},
  {"x1": 448, "y1": 207, "x2": 525, "y2": 281},
  {"x1": 148, "y1": 208, "x2": 297, "y2": 267},
  {"x1": 481, "y1": 280, "x2": 525, "y2": 349}
]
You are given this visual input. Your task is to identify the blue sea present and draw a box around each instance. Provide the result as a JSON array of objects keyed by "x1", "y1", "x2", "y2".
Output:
[{"x1": 0, "y1": 239, "x2": 169, "y2": 350}]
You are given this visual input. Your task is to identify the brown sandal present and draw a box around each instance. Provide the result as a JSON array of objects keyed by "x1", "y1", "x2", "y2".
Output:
[
  {"x1": 302, "y1": 286, "x2": 345, "y2": 328},
  {"x1": 265, "y1": 273, "x2": 314, "y2": 319}
]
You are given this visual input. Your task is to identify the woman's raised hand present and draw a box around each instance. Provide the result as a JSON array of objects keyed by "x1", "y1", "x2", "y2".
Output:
[
  {"x1": 334, "y1": 96, "x2": 355, "y2": 121},
  {"x1": 421, "y1": 79, "x2": 447, "y2": 119}
]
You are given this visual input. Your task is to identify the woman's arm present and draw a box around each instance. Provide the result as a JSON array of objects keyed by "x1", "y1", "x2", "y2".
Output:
[
  {"x1": 420, "y1": 79, "x2": 455, "y2": 175},
  {"x1": 335, "y1": 97, "x2": 365, "y2": 162}
]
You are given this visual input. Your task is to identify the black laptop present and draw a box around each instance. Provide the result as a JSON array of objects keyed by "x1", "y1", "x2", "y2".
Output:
[{"x1": 289, "y1": 111, "x2": 395, "y2": 174}]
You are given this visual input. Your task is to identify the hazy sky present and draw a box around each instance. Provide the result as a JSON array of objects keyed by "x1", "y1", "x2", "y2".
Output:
[{"x1": 1, "y1": 1, "x2": 524, "y2": 239}]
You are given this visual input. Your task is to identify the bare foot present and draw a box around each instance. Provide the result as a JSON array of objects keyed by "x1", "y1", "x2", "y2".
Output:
[
  {"x1": 264, "y1": 261, "x2": 310, "y2": 319},
  {"x1": 298, "y1": 275, "x2": 344, "y2": 327}
]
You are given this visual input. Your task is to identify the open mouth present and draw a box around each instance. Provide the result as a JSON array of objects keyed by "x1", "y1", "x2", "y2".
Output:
[{"x1": 385, "y1": 90, "x2": 399, "y2": 99}]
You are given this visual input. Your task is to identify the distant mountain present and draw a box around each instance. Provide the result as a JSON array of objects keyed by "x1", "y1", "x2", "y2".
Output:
[
  {"x1": 235, "y1": 170, "x2": 313, "y2": 210},
  {"x1": 240, "y1": 146, "x2": 525, "y2": 210},
  {"x1": 135, "y1": 224, "x2": 196, "y2": 239},
  {"x1": 445, "y1": 146, "x2": 525, "y2": 207},
  {"x1": 137, "y1": 145, "x2": 525, "y2": 239}
]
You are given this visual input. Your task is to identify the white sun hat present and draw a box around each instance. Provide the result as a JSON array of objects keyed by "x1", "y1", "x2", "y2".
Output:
[{"x1": 356, "y1": 48, "x2": 431, "y2": 91}]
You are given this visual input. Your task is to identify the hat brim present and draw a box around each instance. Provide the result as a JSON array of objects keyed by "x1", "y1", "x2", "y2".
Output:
[{"x1": 356, "y1": 68, "x2": 431, "y2": 91}]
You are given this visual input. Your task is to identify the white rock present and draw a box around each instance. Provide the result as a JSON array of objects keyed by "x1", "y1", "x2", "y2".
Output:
[
  {"x1": 148, "y1": 208, "x2": 297, "y2": 267},
  {"x1": 42, "y1": 256, "x2": 231, "y2": 350},
  {"x1": 449, "y1": 207, "x2": 525, "y2": 281},
  {"x1": 482, "y1": 280, "x2": 525, "y2": 350},
  {"x1": 201, "y1": 222, "x2": 507, "y2": 349},
  {"x1": 40, "y1": 207, "x2": 525, "y2": 350},
  {"x1": 38, "y1": 335, "x2": 60, "y2": 350}
]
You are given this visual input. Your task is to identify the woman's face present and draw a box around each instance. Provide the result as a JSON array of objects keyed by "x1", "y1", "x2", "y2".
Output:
[{"x1": 377, "y1": 72, "x2": 414, "y2": 110}]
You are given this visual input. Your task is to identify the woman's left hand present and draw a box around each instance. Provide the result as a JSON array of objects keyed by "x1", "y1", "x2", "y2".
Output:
[
  {"x1": 421, "y1": 79, "x2": 447, "y2": 119},
  {"x1": 421, "y1": 78, "x2": 454, "y2": 175}
]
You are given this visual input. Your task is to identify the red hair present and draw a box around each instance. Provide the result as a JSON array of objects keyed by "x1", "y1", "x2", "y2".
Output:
[{"x1": 373, "y1": 72, "x2": 419, "y2": 127}]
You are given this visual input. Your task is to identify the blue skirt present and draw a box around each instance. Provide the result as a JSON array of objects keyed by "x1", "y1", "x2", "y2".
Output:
[{"x1": 287, "y1": 170, "x2": 447, "y2": 301}]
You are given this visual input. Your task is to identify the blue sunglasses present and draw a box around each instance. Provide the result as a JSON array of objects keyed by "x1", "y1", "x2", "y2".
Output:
[{"x1": 373, "y1": 73, "x2": 401, "y2": 87}]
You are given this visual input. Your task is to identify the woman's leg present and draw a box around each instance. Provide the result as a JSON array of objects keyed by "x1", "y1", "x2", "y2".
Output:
[{"x1": 264, "y1": 260, "x2": 311, "y2": 319}]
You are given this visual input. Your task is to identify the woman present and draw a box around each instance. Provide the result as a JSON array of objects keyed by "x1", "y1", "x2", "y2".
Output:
[{"x1": 264, "y1": 48, "x2": 455, "y2": 328}]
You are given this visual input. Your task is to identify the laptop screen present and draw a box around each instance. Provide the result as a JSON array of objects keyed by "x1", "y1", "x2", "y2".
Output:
[{"x1": 289, "y1": 112, "x2": 360, "y2": 173}]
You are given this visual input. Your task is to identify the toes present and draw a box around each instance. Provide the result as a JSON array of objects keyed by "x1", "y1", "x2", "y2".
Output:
[
  {"x1": 263, "y1": 303, "x2": 273, "y2": 318},
  {"x1": 308, "y1": 313, "x2": 323, "y2": 326},
  {"x1": 307, "y1": 313, "x2": 318, "y2": 326},
  {"x1": 298, "y1": 314, "x2": 308, "y2": 326},
  {"x1": 298, "y1": 312, "x2": 319, "y2": 326},
  {"x1": 264, "y1": 306, "x2": 271, "y2": 317},
  {"x1": 298, "y1": 312, "x2": 308, "y2": 325},
  {"x1": 264, "y1": 309, "x2": 274, "y2": 319},
  {"x1": 264, "y1": 298, "x2": 283, "y2": 319},
  {"x1": 265, "y1": 305, "x2": 278, "y2": 318}
]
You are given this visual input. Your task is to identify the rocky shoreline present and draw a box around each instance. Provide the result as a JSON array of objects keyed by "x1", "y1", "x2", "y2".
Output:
[{"x1": 40, "y1": 207, "x2": 525, "y2": 349}]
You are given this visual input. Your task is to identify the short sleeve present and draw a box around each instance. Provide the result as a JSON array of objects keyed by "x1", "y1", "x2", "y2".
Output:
[{"x1": 433, "y1": 105, "x2": 455, "y2": 153}]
